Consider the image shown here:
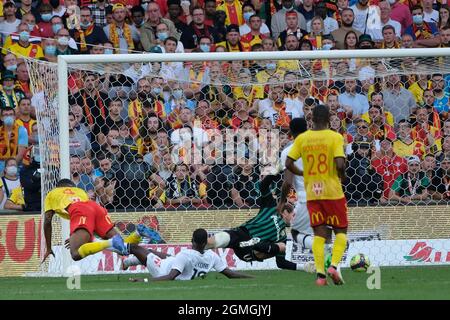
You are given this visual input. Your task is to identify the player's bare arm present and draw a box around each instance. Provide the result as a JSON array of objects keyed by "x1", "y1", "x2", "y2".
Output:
[
  {"x1": 285, "y1": 157, "x2": 303, "y2": 176},
  {"x1": 128, "y1": 269, "x2": 182, "y2": 282},
  {"x1": 220, "y1": 268, "x2": 254, "y2": 279},
  {"x1": 42, "y1": 210, "x2": 55, "y2": 263},
  {"x1": 334, "y1": 156, "x2": 346, "y2": 183},
  {"x1": 151, "y1": 269, "x2": 181, "y2": 281}
]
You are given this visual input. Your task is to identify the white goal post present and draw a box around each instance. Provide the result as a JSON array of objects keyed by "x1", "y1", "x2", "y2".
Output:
[{"x1": 45, "y1": 48, "x2": 450, "y2": 276}]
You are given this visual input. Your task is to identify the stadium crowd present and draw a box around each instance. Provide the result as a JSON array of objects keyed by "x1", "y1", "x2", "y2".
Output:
[{"x1": 0, "y1": 0, "x2": 450, "y2": 211}]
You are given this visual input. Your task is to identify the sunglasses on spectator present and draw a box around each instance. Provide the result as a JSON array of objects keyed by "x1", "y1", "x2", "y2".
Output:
[{"x1": 357, "y1": 125, "x2": 368, "y2": 129}]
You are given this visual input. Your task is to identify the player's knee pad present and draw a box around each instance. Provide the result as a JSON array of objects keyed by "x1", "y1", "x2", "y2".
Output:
[{"x1": 214, "y1": 232, "x2": 230, "y2": 248}]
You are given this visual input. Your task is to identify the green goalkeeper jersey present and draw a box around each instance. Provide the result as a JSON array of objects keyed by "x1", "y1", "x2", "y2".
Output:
[{"x1": 240, "y1": 174, "x2": 287, "y2": 243}]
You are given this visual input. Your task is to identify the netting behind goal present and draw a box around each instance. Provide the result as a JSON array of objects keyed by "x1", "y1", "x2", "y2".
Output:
[{"x1": 26, "y1": 50, "x2": 450, "y2": 276}]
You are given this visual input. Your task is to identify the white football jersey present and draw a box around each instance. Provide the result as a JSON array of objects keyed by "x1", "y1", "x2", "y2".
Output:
[
  {"x1": 280, "y1": 143, "x2": 306, "y2": 203},
  {"x1": 169, "y1": 249, "x2": 227, "y2": 281}
]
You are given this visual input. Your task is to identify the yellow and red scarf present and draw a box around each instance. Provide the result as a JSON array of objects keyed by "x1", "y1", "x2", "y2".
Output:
[
  {"x1": 381, "y1": 41, "x2": 401, "y2": 49},
  {"x1": 110, "y1": 23, "x2": 134, "y2": 53},
  {"x1": 218, "y1": 0, "x2": 243, "y2": 26},
  {"x1": 273, "y1": 101, "x2": 291, "y2": 128},
  {"x1": 0, "y1": 123, "x2": 19, "y2": 160},
  {"x1": 82, "y1": 91, "x2": 106, "y2": 126},
  {"x1": 78, "y1": 24, "x2": 95, "y2": 52},
  {"x1": 413, "y1": 22, "x2": 433, "y2": 40}
]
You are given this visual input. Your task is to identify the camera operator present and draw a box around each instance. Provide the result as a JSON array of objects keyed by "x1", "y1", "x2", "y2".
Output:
[
  {"x1": 113, "y1": 141, "x2": 151, "y2": 210},
  {"x1": 20, "y1": 143, "x2": 41, "y2": 211},
  {"x1": 344, "y1": 141, "x2": 383, "y2": 205}
]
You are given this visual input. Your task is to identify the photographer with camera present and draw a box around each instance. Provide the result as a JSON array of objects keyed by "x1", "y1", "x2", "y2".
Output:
[
  {"x1": 20, "y1": 140, "x2": 42, "y2": 211},
  {"x1": 164, "y1": 163, "x2": 206, "y2": 209},
  {"x1": 94, "y1": 152, "x2": 117, "y2": 208},
  {"x1": 429, "y1": 155, "x2": 450, "y2": 201},
  {"x1": 344, "y1": 141, "x2": 383, "y2": 205},
  {"x1": 113, "y1": 135, "x2": 152, "y2": 210}
]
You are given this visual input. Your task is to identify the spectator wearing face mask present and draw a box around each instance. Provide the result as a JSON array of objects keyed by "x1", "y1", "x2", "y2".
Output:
[
  {"x1": 0, "y1": 107, "x2": 28, "y2": 173},
  {"x1": 0, "y1": 158, "x2": 21, "y2": 210},
  {"x1": 404, "y1": 5, "x2": 440, "y2": 48},
  {"x1": 55, "y1": 27, "x2": 75, "y2": 55},
  {"x1": 239, "y1": 2, "x2": 270, "y2": 37},
  {"x1": 19, "y1": 139, "x2": 41, "y2": 212},
  {"x1": 70, "y1": 6, "x2": 109, "y2": 54},
  {"x1": 0, "y1": 71, "x2": 26, "y2": 110},
  {"x1": 37, "y1": 3, "x2": 55, "y2": 38},
  {"x1": 6, "y1": 22, "x2": 44, "y2": 59}
]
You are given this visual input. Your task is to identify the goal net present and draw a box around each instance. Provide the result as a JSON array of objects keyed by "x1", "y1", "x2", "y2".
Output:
[{"x1": 25, "y1": 49, "x2": 450, "y2": 276}]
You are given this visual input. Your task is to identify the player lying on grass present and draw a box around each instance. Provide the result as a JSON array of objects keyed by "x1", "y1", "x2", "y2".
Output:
[
  {"x1": 124, "y1": 228, "x2": 253, "y2": 281},
  {"x1": 204, "y1": 173, "x2": 315, "y2": 273},
  {"x1": 42, "y1": 179, "x2": 128, "y2": 263}
]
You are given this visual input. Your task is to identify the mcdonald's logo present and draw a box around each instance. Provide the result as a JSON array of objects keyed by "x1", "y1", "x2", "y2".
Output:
[
  {"x1": 79, "y1": 216, "x2": 87, "y2": 225},
  {"x1": 311, "y1": 211, "x2": 324, "y2": 225},
  {"x1": 326, "y1": 215, "x2": 340, "y2": 226}
]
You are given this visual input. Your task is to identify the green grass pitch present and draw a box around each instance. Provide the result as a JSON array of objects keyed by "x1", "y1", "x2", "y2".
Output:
[{"x1": 1, "y1": 266, "x2": 450, "y2": 300}]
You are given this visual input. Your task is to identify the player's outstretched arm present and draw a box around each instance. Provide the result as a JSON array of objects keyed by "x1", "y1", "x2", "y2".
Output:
[
  {"x1": 151, "y1": 269, "x2": 181, "y2": 281},
  {"x1": 130, "y1": 269, "x2": 182, "y2": 282},
  {"x1": 220, "y1": 268, "x2": 254, "y2": 279},
  {"x1": 285, "y1": 157, "x2": 303, "y2": 176},
  {"x1": 42, "y1": 210, "x2": 55, "y2": 263}
]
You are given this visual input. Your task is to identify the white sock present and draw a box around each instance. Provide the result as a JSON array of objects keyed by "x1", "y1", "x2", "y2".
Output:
[
  {"x1": 123, "y1": 255, "x2": 142, "y2": 268},
  {"x1": 296, "y1": 264, "x2": 304, "y2": 271},
  {"x1": 297, "y1": 234, "x2": 313, "y2": 250}
]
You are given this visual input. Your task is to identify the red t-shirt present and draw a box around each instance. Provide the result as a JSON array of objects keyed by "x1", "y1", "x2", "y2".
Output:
[{"x1": 372, "y1": 154, "x2": 408, "y2": 198}]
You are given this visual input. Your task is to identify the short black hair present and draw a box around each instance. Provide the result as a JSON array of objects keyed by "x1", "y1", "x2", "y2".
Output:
[
  {"x1": 130, "y1": 5, "x2": 145, "y2": 15},
  {"x1": 289, "y1": 117, "x2": 308, "y2": 137},
  {"x1": 192, "y1": 228, "x2": 208, "y2": 246},
  {"x1": 312, "y1": 104, "x2": 330, "y2": 125},
  {"x1": 56, "y1": 179, "x2": 76, "y2": 187}
]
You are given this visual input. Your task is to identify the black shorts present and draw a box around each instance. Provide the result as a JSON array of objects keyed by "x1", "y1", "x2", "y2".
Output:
[{"x1": 224, "y1": 227, "x2": 264, "y2": 262}]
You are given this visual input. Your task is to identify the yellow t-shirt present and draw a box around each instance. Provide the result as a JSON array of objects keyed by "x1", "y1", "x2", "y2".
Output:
[
  {"x1": 393, "y1": 139, "x2": 426, "y2": 159},
  {"x1": 8, "y1": 43, "x2": 44, "y2": 59},
  {"x1": 256, "y1": 69, "x2": 285, "y2": 84},
  {"x1": 8, "y1": 187, "x2": 25, "y2": 206},
  {"x1": 233, "y1": 85, "x2": 264, "y2": 104},
  {"x1": 278, "y1": 60, "x2": 303, "y2": 72},
  {"x1": 44, "y1": 187, "x2": 90, "y2": 220},
  {"x1": 288, "y1": 129, "x2": 345, "y2": 201},
  {"x1": 361, "y1": 111, "x2": 395, "y2": 127},
  {"x1": 408, "y1": 81, "x2": 431, "y2": 104},
  {"x1": 216, "y1": 0, "x2": 244, "y2": 26}
]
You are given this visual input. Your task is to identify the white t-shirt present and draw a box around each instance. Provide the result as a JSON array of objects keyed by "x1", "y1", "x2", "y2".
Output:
[
  {"x1": 0, "y1": 177, "x2": 21, "y2": 209},
  {"x1": 350, "y1": 5, "x2": 381, "y2": 34},
  {"x1": 258, "y1": 98, "x2": 304, "y2": 126},
  {"x1": 239, "y1": 22, "x2": 270, "y2": 36},
  {"x1": 0, "y1": 19, "x2": 20, "y2": 44},
  {"x1": 280, "y1": 143, "x2": 306, "y2": 203},
  {"x1": 367, "y1": 19, "x2": 402, "y2": 41},
  {"x1": 170, "y1": 127, "x2": 210, "y2": 149},
  {"x1": 306, "y1": 17, "x2": 339, "y2": 35},
  {"x1": 147, "y1": 249, "x2": 227, "y2": 280},
  {"x1": 424, "y1": 9, "x2": 439, "y2": 23}
]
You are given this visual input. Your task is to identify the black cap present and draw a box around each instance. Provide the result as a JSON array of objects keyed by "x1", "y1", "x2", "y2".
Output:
[
  {"x1": 359, "y1": 34, "x2": 374, "y2": 44},
  {"x1": 226, "y1": 24, "x2": 240, "y2": 34},
  {"x1": 2, "y1": 70, "x2": 15, "y2": 81}
]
